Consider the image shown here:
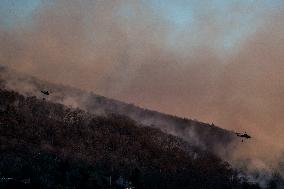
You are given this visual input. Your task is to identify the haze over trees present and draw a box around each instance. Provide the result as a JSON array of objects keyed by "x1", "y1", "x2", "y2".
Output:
[{"x1": 0, "y1": 88, "x2": 264, "y2": 188}]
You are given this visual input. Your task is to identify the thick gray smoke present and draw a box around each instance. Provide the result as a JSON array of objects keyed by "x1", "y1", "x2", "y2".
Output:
[{"x1": 1, "y1": 0, "x2": 284, "y2": 187}]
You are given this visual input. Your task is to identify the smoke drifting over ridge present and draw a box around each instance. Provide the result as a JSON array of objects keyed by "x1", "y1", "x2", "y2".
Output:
[{"x1": 1, "y1": 0, "x2": 284, "y2": 179}]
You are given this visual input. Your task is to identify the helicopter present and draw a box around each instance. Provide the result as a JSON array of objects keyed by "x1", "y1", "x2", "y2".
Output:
[
  {"x1": 41, "y1": 90, "x2": 50, "y2": 96},
  {"x1": 235, "y1": 132, "x2": 251, "y2": 142}
]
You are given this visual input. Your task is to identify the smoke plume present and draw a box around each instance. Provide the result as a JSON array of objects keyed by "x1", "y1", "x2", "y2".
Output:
[{"x1": 1, "y1": 0, "x2": 284, "y2": 186}]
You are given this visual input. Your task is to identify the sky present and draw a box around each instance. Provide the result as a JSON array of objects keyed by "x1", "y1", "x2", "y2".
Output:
[
  {"x1": 1, "y1": 0, "x2": 284, "y2": 176},
  {"x1": 1, "y1": 0, "x2": 283, "y2": 50}
]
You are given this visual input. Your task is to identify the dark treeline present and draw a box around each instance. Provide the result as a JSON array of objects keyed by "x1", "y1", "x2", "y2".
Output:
[
  {"x1": 0, "y1": 66, "x2": 237, "y2": 156},
  {"x1": 0, "y1": 89, "x2": 262, "y2": 188}
]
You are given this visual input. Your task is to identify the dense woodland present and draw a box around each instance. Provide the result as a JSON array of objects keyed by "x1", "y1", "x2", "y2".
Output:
[
  {"x1": 0, "y1": 88, "x2": 265, "y2": 188},
  {"x1": 0, "y1": 66, "x2": 237, "y2": 156}
]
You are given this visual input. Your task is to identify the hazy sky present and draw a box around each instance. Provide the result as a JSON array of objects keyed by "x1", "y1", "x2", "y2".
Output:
[
  {"x1": 1, "y1": 0, "x2": 284, "y2": 164},
  {"x1": 1, "y1": 0, "x2": 283, "y2": 50}
]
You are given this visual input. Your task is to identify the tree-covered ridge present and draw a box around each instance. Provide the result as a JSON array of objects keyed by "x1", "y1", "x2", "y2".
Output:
[
  {"x1": 0, "y1": 67, "x2": 237, "y2": 156},
  {"x1": 0, "y1": 89, "x2": 260, "y2": 188}
]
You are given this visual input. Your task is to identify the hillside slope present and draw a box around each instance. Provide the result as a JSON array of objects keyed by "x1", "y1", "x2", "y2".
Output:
[
  {"x1": 0, "y1": 89, "x2": 259, "y2": 188},
  {"x1": 0, "y1": 66, "x2": 238, "y2": 156}
]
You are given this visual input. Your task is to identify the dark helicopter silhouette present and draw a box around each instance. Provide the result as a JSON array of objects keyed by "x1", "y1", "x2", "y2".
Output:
[
  {"x1": 235, "y1": 132, "x2": 251, "y2": 142},
  {"x1": 41, "y1": 90, "x2": 50, "y2": 96}
]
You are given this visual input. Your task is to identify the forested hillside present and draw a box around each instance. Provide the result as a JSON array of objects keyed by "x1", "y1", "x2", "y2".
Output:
[
  {"x1": 0, "y1": 67, "x2": 238, "y2": 156},
  {"x1": 0, "y1": 89, "x2": 260, "y2": 188}
]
